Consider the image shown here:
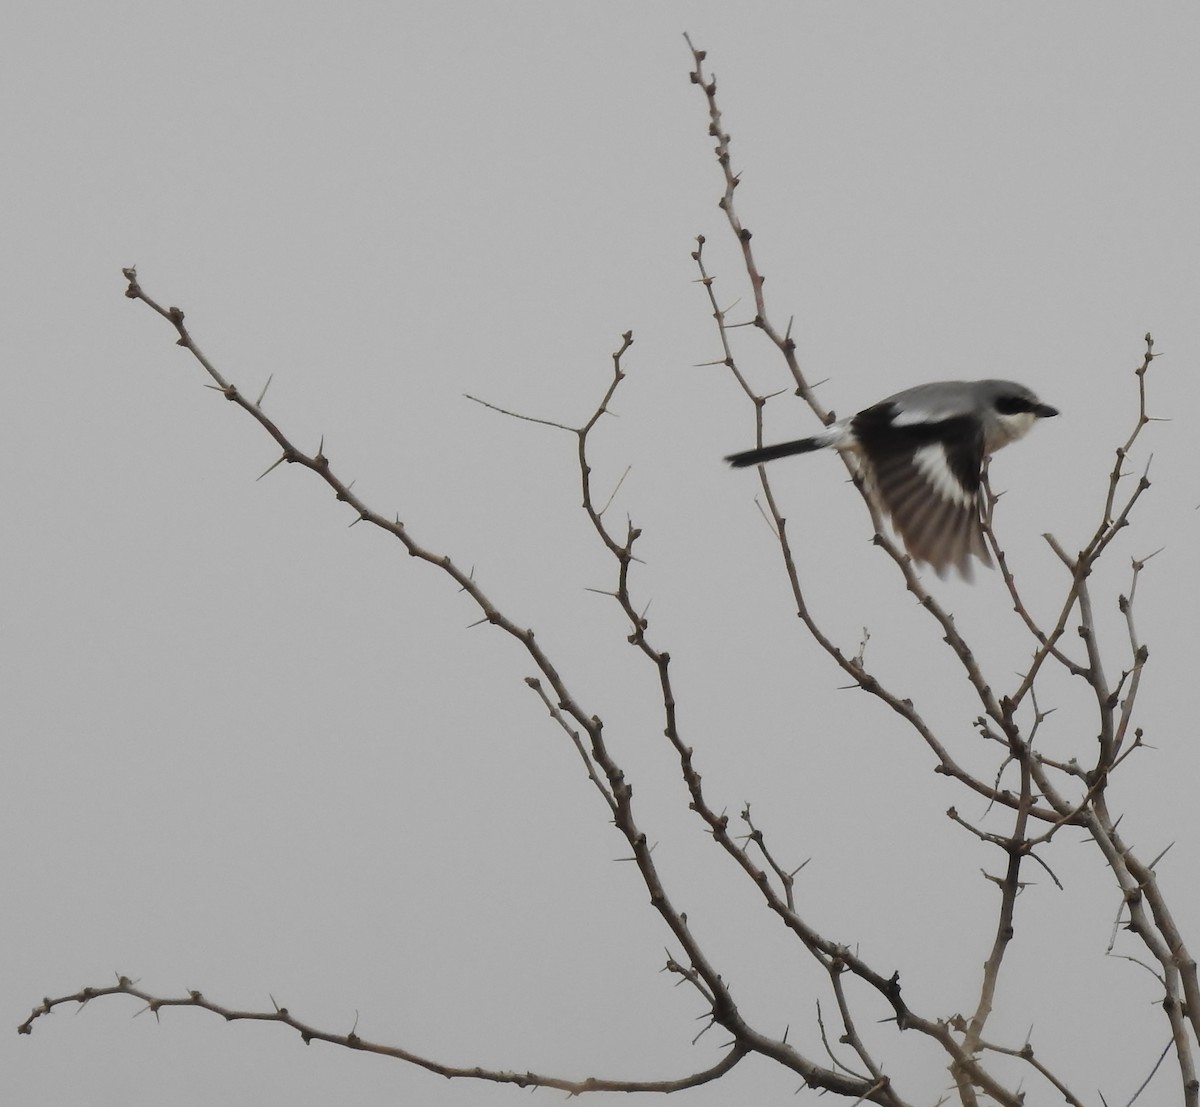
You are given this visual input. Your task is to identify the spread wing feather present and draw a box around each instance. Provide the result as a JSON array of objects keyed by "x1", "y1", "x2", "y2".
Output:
[{"x1": 852, "y1": 406, "x2": 990, "y2": 577}]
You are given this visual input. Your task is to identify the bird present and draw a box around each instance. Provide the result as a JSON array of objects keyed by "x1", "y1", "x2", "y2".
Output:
[{"x1": 725, "y1": 380, "x2": 1059, "y2": 579}]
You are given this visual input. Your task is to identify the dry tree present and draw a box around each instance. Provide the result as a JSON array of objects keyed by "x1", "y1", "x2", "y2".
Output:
[{"x1": 21, "y1": 38, "x2": 1191, "y2": 1107}]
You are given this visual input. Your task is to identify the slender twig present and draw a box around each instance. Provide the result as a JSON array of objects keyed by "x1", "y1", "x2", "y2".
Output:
[{"x1": 18, "y1": 977, "x2": 749, "y2": 1095}]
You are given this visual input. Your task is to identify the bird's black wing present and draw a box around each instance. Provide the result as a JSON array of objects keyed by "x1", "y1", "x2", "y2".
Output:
[{"x1": 850, "y1": 402, "x2": 992, "y2": 578}]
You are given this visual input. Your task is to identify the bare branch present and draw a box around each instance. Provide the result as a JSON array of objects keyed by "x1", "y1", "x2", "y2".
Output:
[{"x1": 18, "y1": 977, "x2": 749, "y2": 1095}]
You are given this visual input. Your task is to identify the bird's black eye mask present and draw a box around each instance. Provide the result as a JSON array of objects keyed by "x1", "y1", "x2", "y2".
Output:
[{"x1": 995, "y1": 395, "x2": 1041, "y2": 416}]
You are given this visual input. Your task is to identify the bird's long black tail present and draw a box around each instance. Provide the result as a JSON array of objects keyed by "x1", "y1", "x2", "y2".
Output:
[{"x1": 725, "y1": 436, "x2": 827, "y2": 468}]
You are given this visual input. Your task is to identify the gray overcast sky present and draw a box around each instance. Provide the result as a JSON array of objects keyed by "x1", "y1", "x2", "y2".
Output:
[{"x1": 6, "y1": 3, "x2": 1200, "y2": 1104}]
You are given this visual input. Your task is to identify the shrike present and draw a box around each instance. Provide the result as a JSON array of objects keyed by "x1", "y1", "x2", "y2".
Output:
[{"x1": 726, "y1": 380, "x2": 1059, "y2": 579}]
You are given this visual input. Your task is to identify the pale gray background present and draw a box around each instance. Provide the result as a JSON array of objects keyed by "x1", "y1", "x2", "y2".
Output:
[{"x1": 5, "y1": 3, "x2": 1199, "y2": 1104}]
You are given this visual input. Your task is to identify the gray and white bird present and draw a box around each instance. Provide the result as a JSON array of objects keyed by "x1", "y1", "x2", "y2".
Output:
[{"x1": 726, "y1": 380, "x2": 1059, "y2": 579}]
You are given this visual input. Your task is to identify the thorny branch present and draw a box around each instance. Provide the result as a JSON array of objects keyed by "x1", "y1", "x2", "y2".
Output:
[
  {"x1": 19, "y1": 977, "x2": 748, "y2": 1096},
  {"x1": 685, "y1": 34, "x2": 1188, "y2": 1107},
  {"x1": 100, "y1": 271, "x2": 770, "y2": 1097},
  {"x1": 18, "y1": 267, "x2": 927, "y2": 1106}
]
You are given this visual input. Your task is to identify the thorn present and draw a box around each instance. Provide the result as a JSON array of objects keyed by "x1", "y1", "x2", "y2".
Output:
[
  {"x1": 257, "y1": 455, "x2": 288, "y2": 481},
  {"x1": 1147, "y1": 842, "x2": 1174, "y2": 869},
  {"x1": 255, "y1": 373, "x2": 274, "y2": 407}
]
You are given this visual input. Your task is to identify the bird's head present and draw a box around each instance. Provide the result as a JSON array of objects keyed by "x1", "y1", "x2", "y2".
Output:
[{"x1": 983, "y1": 382, "x2": 1058, "y2": 451}]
